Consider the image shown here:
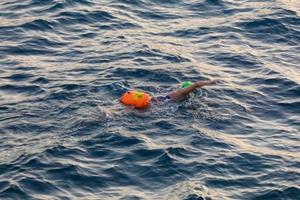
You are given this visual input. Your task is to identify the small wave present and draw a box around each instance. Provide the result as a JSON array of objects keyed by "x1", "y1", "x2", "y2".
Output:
[
  {"x1": 0, "y1": 183, "x2": 31, "y2": 200},
  {"x1": 252, "y1": 186, "x2": 300, "y2": 200},
  {"x1": 0, "y1": 45, "x2": 56, "y2": 55},
  {"x1": 0, "y1": 84, "x2": 42, "y2": 94},
  {"x1": 237, "y1": 17, "x2": 300, "y2": 45},
  {"x1": 5, "y1": 73, "x2": 33, "y2": 81},
  {"x1": 108, "y1": 67, "x2": 180, "y2": 83},
  {"x1": 55, "y1": 10, "x2": 115, "y2": 25},
  {"x1": 20, "y1": 18, "x2": 56, "y2": 32}
]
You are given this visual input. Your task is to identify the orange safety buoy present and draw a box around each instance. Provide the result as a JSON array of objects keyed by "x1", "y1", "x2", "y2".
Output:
[{"x1": 120, "y1": 91, "x2": 151, "y2": 108}]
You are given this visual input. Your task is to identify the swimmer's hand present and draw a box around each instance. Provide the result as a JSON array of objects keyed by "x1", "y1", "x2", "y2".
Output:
[{"x1": 196, "y1": 80, "x2": 218, "y2": 87}]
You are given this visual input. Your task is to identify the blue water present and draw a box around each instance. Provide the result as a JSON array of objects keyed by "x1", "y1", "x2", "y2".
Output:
[{"x1": 0, "y1": 0, "x2": 300, "y2": 199}]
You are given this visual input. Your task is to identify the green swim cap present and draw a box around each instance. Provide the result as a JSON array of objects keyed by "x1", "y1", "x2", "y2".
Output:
[{"x1": 181, "y1": 81, "x2": 192, "y2": 88}]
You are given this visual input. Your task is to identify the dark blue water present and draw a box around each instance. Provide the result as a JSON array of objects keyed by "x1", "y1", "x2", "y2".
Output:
[{"x1": 1, "y1": 0, "x2": 300, "y2": 199}]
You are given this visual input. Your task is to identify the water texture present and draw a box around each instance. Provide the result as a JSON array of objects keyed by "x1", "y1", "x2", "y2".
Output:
[{"x1": 0, "y1": 0, "x2": 300, "y2": 199}]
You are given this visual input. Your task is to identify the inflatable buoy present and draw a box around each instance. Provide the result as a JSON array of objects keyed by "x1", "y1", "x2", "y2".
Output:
[
  {"x1": 181, "y1": 81, "x2": 192, "y2": 88},
  {"x1": 120, "y1": 91, "x2": 151, "y2": 108}
]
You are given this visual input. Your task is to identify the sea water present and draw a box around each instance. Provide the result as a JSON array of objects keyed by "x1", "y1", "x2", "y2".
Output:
[{"x1": 0, "y1": 0, "x2": 299, "y2": 199}]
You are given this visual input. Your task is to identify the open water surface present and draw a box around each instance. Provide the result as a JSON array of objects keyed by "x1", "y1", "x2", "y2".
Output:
[{"x1": 0, "y1": 0, "x2": 300, "y2": 199}]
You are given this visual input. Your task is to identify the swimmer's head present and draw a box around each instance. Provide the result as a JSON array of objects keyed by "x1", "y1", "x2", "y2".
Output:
[
  {"x1": 181, "y1": 81, "x2": 192, "y2": 88},
  {"x1": 120, "y1": 91, "x2": 151, "y2": 109}
]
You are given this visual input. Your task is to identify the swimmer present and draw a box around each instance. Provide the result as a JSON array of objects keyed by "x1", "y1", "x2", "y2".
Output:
[
  {"x1": 120, "y1": 80, "x2": 217, "y2": 109},
  {"x1": 167, "y1": 80, "x2": 217, "y2": 101}
]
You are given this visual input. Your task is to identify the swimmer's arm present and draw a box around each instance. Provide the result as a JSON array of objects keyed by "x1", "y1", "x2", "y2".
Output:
[{"x1": 168, "y1": 80, "x2": 217, "y2": 101}]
